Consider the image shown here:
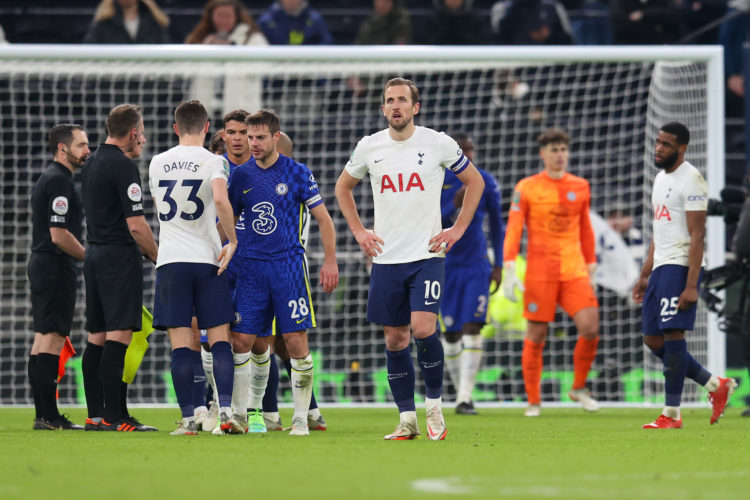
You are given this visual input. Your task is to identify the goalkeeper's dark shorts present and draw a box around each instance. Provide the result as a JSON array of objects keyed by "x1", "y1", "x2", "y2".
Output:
[{"x1": 28, "y1": 252, "x2": 77, "y2": 336}]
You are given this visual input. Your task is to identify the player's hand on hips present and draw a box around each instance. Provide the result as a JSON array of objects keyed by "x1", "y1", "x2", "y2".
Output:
[
  {"x1": 354, "y1": 228, "x2": 384, "y2": 257},
  {"x1": 677, "y1": 285, "x2": 698, "y2": 310},
  {"x1": 631, "y1": 277, "x2": 648, "y2": 304},
  {"x1": 320, "y1": 259, "x2": 339, "y2": 294},
  {"x1": 217, "y1": 241, "x2": 236, "y2": 275},
  {"x1": 501, "y1": 260, "x2": 524, "y2": 302},
  {"x1": 429, "y1": 228, "x2": 461, "y2": 253}
]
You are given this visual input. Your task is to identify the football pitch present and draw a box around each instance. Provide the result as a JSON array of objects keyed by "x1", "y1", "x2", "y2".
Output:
[{"x1": 0, "y1": 407, "x2": 748, "y2": 499}]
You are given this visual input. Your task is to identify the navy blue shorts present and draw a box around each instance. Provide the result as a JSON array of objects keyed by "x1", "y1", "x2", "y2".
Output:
[
  {"x1": 367, "y1": 258, "x2": 444, "y2": 326},
  {"x1": 233, "y1": 254, "x2": 314, "y2": 336},
  {"x1": 153, "y1": 262, "x2": 234, "y2": 331},
  {"x1": 441, "y1": 262, "x2": 490, "y2": 331},
  {"x1": 642, "y1": 264, "x2": 703, "y2": 335}
]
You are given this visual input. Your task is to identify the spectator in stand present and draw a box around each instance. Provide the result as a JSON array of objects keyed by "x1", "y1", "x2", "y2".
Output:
[
  {"x1": 355, "y1": 0, "x2": 413, "y2": 45},
  {"x1": 83, "y1": 0, "x2": 170, "y2": 44},
  {"x1": 610, "y1": 0, "x2": 681, "y2": 44},
  {"x1": 185, "y1": 0, "x2": 268, "y2": 45},
  {"x1": 719, "y1": 0, "x2": 749, "y2": 117},
  {"x1": 425, "y1": 0, "x2": 491, "y2": 45},
  {"x1": 491, "y1": 0, "x2": 574, "y2": 44},
  {"x1": 678, "y1": 0, "x2": 727, "y2": 44},
  {"x1": 257, "y1": 0, "x2": 333, "y2": 45}
]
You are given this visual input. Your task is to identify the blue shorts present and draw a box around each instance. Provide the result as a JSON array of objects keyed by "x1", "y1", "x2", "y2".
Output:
[
  {"x1": 153, "y1": 262, "x2": 234, "y2": 331},
  {"x1": 367, "y1": 258, "x2": 444, "y2": 326},
  {"x1": 642, "y1": 264, "x2": 703, "y2": 335},
  {"x1": 441, "y1": 263, "x2": 490, "y2": 331},
  {"x1": 233, "y1": 254, "x2": 315, "y2": 336}
]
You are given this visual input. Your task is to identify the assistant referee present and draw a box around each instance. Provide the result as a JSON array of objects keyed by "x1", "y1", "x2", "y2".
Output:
[
  {"x1": 81, "y1": 104, "x2": 158, "y2": 432},
  {"x1": 28, "y1": 123, "x2": 90, "y2": 430}
]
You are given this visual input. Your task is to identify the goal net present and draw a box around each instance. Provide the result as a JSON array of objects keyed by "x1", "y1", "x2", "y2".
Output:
[{"x1": 0, "y1": 45, "x2": 724, "y2": 407}]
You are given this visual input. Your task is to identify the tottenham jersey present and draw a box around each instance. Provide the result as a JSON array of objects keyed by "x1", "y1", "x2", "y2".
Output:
[
  {"x1": 149, "y1": 145, "x2": 229, "y2": 268},
  {"x1": 345, "y1": 126, "x2": 469, "y2": 264},
  {"x1": 651, "y1": 161, "x2": 708, "y2": 269},
  {"x1": 228, "y1": 154, "x2": 322, "y2": 260}
]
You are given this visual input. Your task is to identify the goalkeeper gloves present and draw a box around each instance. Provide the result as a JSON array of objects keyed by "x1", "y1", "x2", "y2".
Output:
[{"x1": 502, "y1": 260, "x2": 525, "y2": 303}]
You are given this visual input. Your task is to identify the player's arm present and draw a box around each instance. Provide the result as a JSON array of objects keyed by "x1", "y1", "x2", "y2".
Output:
[
  {"x1": 212, "y1": 177, "x2": 237, "y2": 275},
  {"x1": 632, "y1": 240, "x2": 654, "y2": 304},
  {"x1": 126, "y1": 215, "x2": 158, "y2": 264},
  {"x1": 335, "y1": 170, "x2": 384, "y2": 257},
  {"x1": 485, "y1": 175, "x2": 505, "y2": 290},
  {"x1": 678, "y1": 210, "x2": 706, "y2": 310},
  {"x1": 432, "y1": 162, "x2": 484, "y2": 252},
  {"x1": 501, "y1": 182, "x2": 527, "y2": 301},
  {"x1": 49, "y1": 227, "x2": 85, "y2": 261},
  {"x1": 579, "y1": 191, "x2": 597, "y2": 281},
  {"x1": 309, "y1": 203, "x2": 339, "y2": 293}
]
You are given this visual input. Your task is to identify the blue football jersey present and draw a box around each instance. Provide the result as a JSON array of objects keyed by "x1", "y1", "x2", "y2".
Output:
[
  {"x1": 441, "y1": 168, "x2": 505, "y2": 268},
  {"x1": 228, "y1": 154, "x2": 322, "y2": 260}
]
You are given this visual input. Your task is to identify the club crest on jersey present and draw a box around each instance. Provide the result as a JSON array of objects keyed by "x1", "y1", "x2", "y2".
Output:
[
  {"x1": 380, "y1": 172, "x2": 424, "y2": 193},
  {"x1": 127, "y1": 183, "x2": 142, "y2": 202},
  {"x1": 52, "y1": 196, "x2": 69, "y2": 215},
  {"x1": 528, "y1": 302, "x2": 538, "y2": 313},
  {"x1": 654, "y1": 204, "x2": 672, "y2": 221},
  {"x1": 275, "y1": 183, "x2": 289, "y2": 195},
  {"x1": 566, "y1": 191, "x2": 576, "y2": 201},
  {"x1": 417, "y1": 152, "x2": 425, "y2": 165}
]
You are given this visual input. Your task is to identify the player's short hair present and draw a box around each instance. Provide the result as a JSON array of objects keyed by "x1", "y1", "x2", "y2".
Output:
[
  {"x1": 209, "y1": 129, "x2": 225, "y2": 155},
  {"x1": 174, "y1": 100, "x2": 209, "y2": 135},
  {"x1": 106, "y1": 104, "x2": 142, "y2": 139},
  {"x1": 277, "y1": 131, "x2": 293, "y2": 157},
  {"x1": 48, "y1": 123, "x2": 83, "y2": 155},
  {"x1": 660, "y1": 122, "x2": 690, "y2": 146},
  {"x1": 382, "y1": 77, "x2": 419, "y2": 104},
  {"x1": 537, "y1": 128, "x2": 570, "y2": 147},
  {"x1": 451, "y1": 131, "x2": 471, "y2": 144},
  {"x1": 246, "y1": 109, "x2": 280, "y2": 135},
  {"x1": 223, "y1": 109, "x2": 249, "y2": 126}
]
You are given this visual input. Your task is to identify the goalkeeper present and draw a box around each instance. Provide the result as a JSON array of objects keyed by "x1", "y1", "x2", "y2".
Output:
[{"x1": 502, "y1": 129, "x2": 600, "y2": 417}]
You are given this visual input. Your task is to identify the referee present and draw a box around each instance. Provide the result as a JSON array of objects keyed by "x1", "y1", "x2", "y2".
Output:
[
  {"x1": 81, "y1": 104, "x2": 158, "y2": 432},
  {"x1": 28, "y1": 123, "x2": 90, "y2": 430}
]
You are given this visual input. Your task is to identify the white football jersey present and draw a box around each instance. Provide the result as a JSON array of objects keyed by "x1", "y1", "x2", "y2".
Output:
[
  {"x1": 651, "y1": 161, "x2": 708, "y2": 269},
  {"x1": 345, "y1": 126, "x2": 469, "y2": 264},
  {"x1": 149, "y1": 145, "x2": 229, "y2": 267}
]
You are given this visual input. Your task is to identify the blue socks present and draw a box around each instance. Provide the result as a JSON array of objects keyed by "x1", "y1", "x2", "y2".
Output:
[
  {"x1": 262, "y1": 354, "x2": 279, "y2": 412},
  {"x1": 191, "y1": 349, "x2": 206, "y2": 408},
  {"x1": 650, "y1": 344, "x2": 711, "y2": 386},
  {"x1": 415, "y1": 332, "x2": 444, "y2": 399},
  {"x1": 386, "y1": 346, "x2": 416, "y2": 412},
  {"x1": 171, "y1": 347, "x2": 194, "y2": 418},
  {"x1": 210, "y1": 341, "x2": 234, "y2": 408},
  {"x1": 663, "y1": 339, "x2": 689, "y2": 407}
]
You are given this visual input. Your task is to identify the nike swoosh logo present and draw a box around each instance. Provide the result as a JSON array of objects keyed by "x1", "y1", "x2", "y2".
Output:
[
  {"x1": 425, "y1": 301, "x2": 436, "y2": 305},
  {"x1": 296, "y1": 317, "x2": 308, "y2": 324},
  {"x1": 374, "y1": 159, "x2": 384, "y2": 163},
  {"x1": 661, "y1": 317, "x2": 674, "y2": 323},
  {"x1": 243, "y1": 188, "x2": 253, "y2": 193}
]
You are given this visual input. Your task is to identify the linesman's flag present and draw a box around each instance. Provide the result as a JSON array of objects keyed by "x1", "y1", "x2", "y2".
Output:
[{"x1": 122, "y1": 306, "x2": 156, "y2": 384}]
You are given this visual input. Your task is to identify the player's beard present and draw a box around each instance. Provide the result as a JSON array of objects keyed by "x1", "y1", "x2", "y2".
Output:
[
  {"x1": 387, "y1": 114, "x2": 412, "y2": 132},
  {"x1": 66, "y1": 150, "x2": 88, "y2": 168},
  {"x1": 655, "y1": 151, "x2": 679, "y2": 170}
]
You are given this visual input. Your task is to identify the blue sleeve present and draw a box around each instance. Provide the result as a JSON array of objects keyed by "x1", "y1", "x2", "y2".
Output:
[
  {"x1": 227, "y1": 169, "x2": 243, "y2": 216},
  {"x1": 484, "y1": 173, "x2": 505, "y2": 264}
]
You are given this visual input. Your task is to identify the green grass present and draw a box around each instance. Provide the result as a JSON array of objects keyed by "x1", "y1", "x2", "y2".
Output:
[{"x1": 0, "y1": 407, "x2": 748, "y2": 499}]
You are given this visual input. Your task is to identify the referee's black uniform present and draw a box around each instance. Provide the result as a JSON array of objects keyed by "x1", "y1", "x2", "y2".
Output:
[
  {"x1": 28, "y1": 160, "x2": 83, "y2": 427},
  {"x1": 81, "y1": 143, "x2": 145, "y2": 426}
]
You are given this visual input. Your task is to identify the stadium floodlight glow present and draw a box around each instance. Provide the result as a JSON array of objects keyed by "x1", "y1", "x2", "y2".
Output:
[{"x1": 0, "y1": 44, "x2": 723, "y2": 407}]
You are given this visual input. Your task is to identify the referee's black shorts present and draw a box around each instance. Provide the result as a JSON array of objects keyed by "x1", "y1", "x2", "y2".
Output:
[
  {"x1": 27, "y1": 252, "x2": 77, "y2": 336},
  {"x1": 84, "y1": 244, "x2": 143, "y2": 333}
]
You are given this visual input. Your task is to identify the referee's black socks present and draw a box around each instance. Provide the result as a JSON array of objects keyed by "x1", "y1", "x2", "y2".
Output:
[
  {"x1": 36, "y1": 353, "x2": 61, "y2": 420},
  {"x1": 27, "y1": 354, "x2": 42, "y2": 419},
  {"x1": 82, "y1": 342, "x2": 104, "y2": 419},
  {"x1": 100, "y1": 340, "x2": 127, "y2": 422}
]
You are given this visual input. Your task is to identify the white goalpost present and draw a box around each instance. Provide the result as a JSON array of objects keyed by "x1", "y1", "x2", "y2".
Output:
[{"x1": 0, "y1": 45, "x2": 724, "y2": 407}]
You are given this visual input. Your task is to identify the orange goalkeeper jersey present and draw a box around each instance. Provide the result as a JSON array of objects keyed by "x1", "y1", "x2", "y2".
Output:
[{"x1": 503, "y1": 171, "x2": 596, "y2": 281}]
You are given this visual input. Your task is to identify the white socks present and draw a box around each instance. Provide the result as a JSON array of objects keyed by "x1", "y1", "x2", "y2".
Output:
[
  {"x1": 457, "y1": 335, "x2": 483, "y2": 404},
  {"x1": 201, "y1": 347, "x2": 219, "y2": 404},
  {"x1": 663, "y1": 406, "x2": 680, "y2": 419},
  {"x1": 231, "y1": 351, "x2": 252, "y2": 415},
  {"x1": 290, "y1": 354, "x2": 314, "y2": 422},
  {"x1": 441, "y1": 338, "x2": 462, "y2": 395},
  {"x1": 704, "y1": 375, "x2": 720, "y2": 392},
  {"x1": 247, "y1": 347, "x2": 271, "y2": 410}
]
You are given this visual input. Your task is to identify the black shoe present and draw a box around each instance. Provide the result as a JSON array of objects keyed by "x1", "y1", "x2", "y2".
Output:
[
  {"x1": 101, "y1": 416, "x2": 156, "y2": 432},
  {"x1": 33, "y1": 417, "x2": 59, "y2": 430},
  {"x1": 85, "y1": 417, "x2": 105, "y2": 431},
  {"x1": 127, "y1": 415, "x2": 158, "y2": 431},
  {"x1": 52, "y1": 414, "x2": 84, "y2": 430},
  {"x1": 456, "y1": 401, "x2": 478, "y2": 415}
]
